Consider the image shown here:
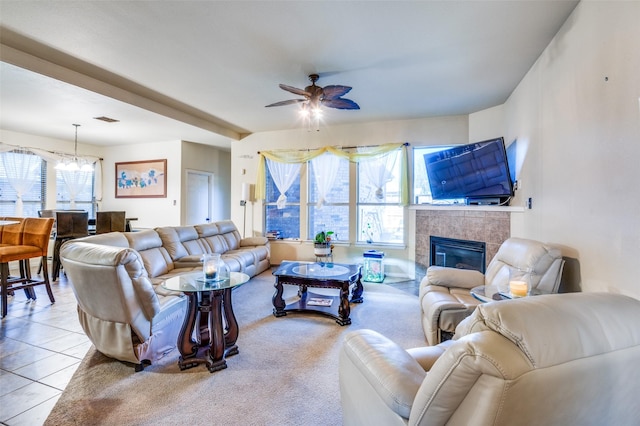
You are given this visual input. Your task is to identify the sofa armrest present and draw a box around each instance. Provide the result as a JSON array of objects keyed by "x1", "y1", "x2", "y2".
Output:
[
  {"x1": 425, "y1": 265, "x2": 485, "y2": 289},
  {"x1": 340, "y1": 329, "x2": 426, "y2": 420},
  {"x1": 407, "y1": 340, "x2": 455, "y2": 371},
  {"x1": 240, "y1": 236, "x2": 269, "y2": 247}
]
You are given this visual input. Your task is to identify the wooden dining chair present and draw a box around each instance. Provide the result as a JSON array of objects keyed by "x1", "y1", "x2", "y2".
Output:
[
  {"x1": 0, "y1": 217, "x2": 55, "y2": 318},
  {"x1": 52, "y1": 211, "x2": 89, "y2": 281},
  {"x1": 96, "y1": 211, "x2": 126, "y2": 234}
]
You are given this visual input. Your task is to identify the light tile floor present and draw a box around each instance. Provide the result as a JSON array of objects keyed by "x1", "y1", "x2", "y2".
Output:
[
  {"x1": 1, "y1": 273, "x2": 90, "y2": 426},
  {"x1": 0, "y1": 265, "x2": 422, "y2": 426}
]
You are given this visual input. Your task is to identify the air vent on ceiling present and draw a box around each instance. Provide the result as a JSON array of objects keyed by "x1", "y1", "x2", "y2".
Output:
[{"x1": 94, "y1": 116, "x2": 119, "y2": 123}]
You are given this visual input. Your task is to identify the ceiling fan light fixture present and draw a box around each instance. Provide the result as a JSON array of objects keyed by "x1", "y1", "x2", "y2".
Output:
[{"x1": 267, "y1": 73, "x2": 359, "y2": 131}]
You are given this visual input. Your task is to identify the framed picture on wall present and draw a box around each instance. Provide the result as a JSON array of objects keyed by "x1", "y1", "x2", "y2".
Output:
[{"x1": 115, "y1": 159, "x2": 167, "y2": 198}]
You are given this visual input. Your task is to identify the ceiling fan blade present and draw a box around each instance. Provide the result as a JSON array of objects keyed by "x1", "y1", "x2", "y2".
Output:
[
  {"x1": 279, "y1": 84, "x2": 311, "y2": 97},
  {"x1": 321, "y1": 98, "x2": 360, "y2": 110},
  {"x1": 321, "y1": 85, "x2": 352, "y2": 99},
  {"x1": 265, "y1": 99, "x2": 307, "y2": 107}
]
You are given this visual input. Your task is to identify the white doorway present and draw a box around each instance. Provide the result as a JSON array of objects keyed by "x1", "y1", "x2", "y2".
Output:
[{"x1": 186, "y1": 170, "x2": 213, "y2": 225}]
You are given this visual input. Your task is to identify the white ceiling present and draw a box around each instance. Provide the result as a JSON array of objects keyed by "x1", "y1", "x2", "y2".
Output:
[{"x1": 0, "y1": 1, "x2": 579, "y2": 149}]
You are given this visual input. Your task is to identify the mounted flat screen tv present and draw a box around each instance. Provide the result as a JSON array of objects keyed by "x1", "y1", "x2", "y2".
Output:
[{"x1": 423, "y1": 137, "x2": 514, "y2": 205}]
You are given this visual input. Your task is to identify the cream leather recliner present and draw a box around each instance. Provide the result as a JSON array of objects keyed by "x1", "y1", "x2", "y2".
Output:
[
  {"x1": 420, "y1": 237, "x2": 564, "y2": 345},
  {"x1": 340, "y1": 292, "x2": 640, "y2": 426},
  {"x1": 60, "y1": 236, "x2": 187, "y2": 371}
]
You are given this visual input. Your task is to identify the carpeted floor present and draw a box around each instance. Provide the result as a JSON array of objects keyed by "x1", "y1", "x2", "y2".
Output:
[{"x1": 45, "y1": 271, "x2": 426, "y2": 426}]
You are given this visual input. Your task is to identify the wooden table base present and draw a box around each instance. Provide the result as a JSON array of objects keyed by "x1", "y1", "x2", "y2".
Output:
[
  {"x1": 176, "y1": 287, "x2": 239, "y2": 373},
  {"x1": 272, "y1": 267, "x2": 364, "y2": 326}
]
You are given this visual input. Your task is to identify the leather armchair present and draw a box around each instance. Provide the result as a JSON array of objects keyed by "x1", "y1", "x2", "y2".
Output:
[
  {"x1": 340, "y1": 292, "x2": 640, "y2": 426},
  {"x1": 60, "y1": 240, "x2": 186, "y2": 370},
  {"x1": 420, "y1": 237, "x2": 564, "y2": 345}
]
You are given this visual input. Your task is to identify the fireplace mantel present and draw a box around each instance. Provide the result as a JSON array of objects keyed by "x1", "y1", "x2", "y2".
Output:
[{"x1": 410, "y1": 204, "x2": 524, "y2": 213}]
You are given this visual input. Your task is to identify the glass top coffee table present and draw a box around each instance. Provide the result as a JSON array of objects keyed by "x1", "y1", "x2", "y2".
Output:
[
  {"x1": 272, "y1": 261, "x2": 363, "y2": 326},
  {"x1": 163, "y1": 271, "x2": 249, "y2": 372}
]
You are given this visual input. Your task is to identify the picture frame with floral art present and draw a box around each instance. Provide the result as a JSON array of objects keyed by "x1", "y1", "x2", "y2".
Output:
[{"x1": 115, "y1": 159, "x2": 167, "y2": 198}]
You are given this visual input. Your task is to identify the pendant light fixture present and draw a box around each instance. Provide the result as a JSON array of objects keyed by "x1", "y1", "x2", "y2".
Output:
[{"x1": 56, "y1": 124, "x2": 93, "y2": 172}]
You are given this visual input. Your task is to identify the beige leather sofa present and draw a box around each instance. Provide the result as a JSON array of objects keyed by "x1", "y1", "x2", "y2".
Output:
[
  {"x1": 60, "y1": 220, "x2": 270, "y2": 370},
  {"x1": 420, "y1": 237, "x2": 564, "y2": 345},
  {"x1": 340, "y1": 292, "x2": 640, "y2": 425}
]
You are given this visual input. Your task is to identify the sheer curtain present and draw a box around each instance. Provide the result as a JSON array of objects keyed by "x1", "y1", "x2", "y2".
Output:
[
  {"x1": 266, "y1": 159, "x2": 301, "y2": 209},
  {"x1": 0, "y1": 149, "x2": 41, "y2": 216},
  {"x1": 358, "y1": 148, "x2": 398, "y2": 200},
  {"x1": 310, "y1": 153, "x2": 341, "y2": 207},
  {"x1": 60, "y1": 170, "x2": 92, "y2": 209}
]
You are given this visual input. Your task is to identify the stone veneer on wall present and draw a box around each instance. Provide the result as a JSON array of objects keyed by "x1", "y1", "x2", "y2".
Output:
[{"x1": 415, "y1": 209, "x2": 511, "y2": 269}]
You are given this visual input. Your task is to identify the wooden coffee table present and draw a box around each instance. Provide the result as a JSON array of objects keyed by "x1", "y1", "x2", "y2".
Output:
[{"x1": 272, "y1": 261, "x2": 363, "y2": 325}]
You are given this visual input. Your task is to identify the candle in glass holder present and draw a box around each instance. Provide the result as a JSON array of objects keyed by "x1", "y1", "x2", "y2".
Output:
[
  {"x1": 509, "y1": 280, "x2": 529, "y2": 297},
  {"x1": 203, "y1": 257, "x2": 218, "y2": 280}
]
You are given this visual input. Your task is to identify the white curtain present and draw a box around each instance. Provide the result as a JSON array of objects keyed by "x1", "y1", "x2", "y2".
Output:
[
  {"x1": 310, "y1": 153, "x2": 341, "y2": 208},
  {"x1": 358, "y1": 148, "x2": 398, "y2": 200},
  {"x1": 60, "y1": 169, "x2": 91, "y2": 209},
  {"x1": 0, "y1": 149, "x2": 41, "y2": 216},
  {"x1": 266, "y1": 159, "x2": 301, "y2": 209},
  {"x1": 1, "y1": 142, "x2": 102, "y2": 205}
]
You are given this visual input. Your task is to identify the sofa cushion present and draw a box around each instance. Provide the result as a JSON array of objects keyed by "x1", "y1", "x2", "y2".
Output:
[
  {"x1": 125, "y1": 229, "x2": 174, "y2": 278},
  {"x1": 156, "y1": 226, "x2": 190, "y2": 260}
]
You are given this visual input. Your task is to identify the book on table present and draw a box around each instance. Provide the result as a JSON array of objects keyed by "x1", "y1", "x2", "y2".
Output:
[{"x1": 307, "y1": 297, "x2": 332, "y2": 307}]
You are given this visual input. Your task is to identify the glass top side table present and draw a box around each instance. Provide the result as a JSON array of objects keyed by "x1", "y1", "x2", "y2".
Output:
[{"x1": 163, "y1": 271, "x2": 250, "y2": 372}]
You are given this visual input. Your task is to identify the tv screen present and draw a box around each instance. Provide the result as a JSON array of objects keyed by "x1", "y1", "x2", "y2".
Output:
[{"x1": 424, "y1": 137, "x2": 514, "y2": 204}]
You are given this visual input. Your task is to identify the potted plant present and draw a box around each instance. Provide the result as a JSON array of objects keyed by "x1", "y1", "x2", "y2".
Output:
[{"x1": 314, "y1": 231, "x2": 334, "y2": 256}]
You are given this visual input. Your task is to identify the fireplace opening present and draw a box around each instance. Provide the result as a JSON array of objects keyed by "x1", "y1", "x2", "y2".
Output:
[{"x1": 430, "y1": 236, "x2": 486, "y2": 273}]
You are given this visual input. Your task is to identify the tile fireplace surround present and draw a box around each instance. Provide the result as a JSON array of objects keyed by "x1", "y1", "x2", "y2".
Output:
[{"x1": 415, "y1": 209, "x2": 511, "y2": 270}]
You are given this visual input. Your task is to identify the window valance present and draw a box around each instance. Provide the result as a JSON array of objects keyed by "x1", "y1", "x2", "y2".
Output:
[{"x1": 255, "y1": 142, "x2": 409, "y2": 205}]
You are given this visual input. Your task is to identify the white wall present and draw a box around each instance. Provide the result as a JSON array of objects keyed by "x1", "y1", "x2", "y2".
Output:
[
  {"x1": 100, "y1": 140, "x2": 182, "y2": 228},
  {"x1": 100, "y1": 140, "x2": 232, "y2": 228},
  {"x1": 472, "y1": 1, "x2": 640, "y2": 297},
  {"x1": 181, "y1": 141, "x2": 231, "y2": 223}
]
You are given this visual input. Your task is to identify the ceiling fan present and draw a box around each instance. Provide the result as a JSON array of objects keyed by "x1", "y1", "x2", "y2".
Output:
[{"x1": 265, "y1": 74, "x2": 360, "y2": 110}]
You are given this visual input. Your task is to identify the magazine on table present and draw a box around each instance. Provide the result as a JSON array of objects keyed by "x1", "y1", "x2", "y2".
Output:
[{"x1": 307, "y1": 297, "x2": 332, "y2": 307}]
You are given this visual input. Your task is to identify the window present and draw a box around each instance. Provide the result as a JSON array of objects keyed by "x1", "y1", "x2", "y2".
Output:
[
  {"x1": 264, "y1": 164, "x2": 300, "y2": 239},
  {"x1": 262, "y1": 144, "x2": 408, "y2": 246},
  {"x1": 357, "y1": 149, "x2": 404, "y2": 244},
  {"x1": 0, "y1": 150, "x2": 45, "y2": 217},
  {"x1": 56, "y1": 169, "x2": 96, "y2": 215},
  {"x1": 413, "y1": 145, "x2": 463, "y2": 204},
  {"x1": 307, "y1": 155, "x2": 349, "y2": 241}
]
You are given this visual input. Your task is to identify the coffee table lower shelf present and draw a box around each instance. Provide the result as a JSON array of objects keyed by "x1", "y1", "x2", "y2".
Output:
[{"x1": 274, "y1": 290, "x2": 361, "y2": 325}]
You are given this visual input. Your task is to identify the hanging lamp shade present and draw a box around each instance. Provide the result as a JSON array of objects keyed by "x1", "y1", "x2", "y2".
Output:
[{"x1": 56, "y1": 124, "x2": 93, "y2": 172}]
